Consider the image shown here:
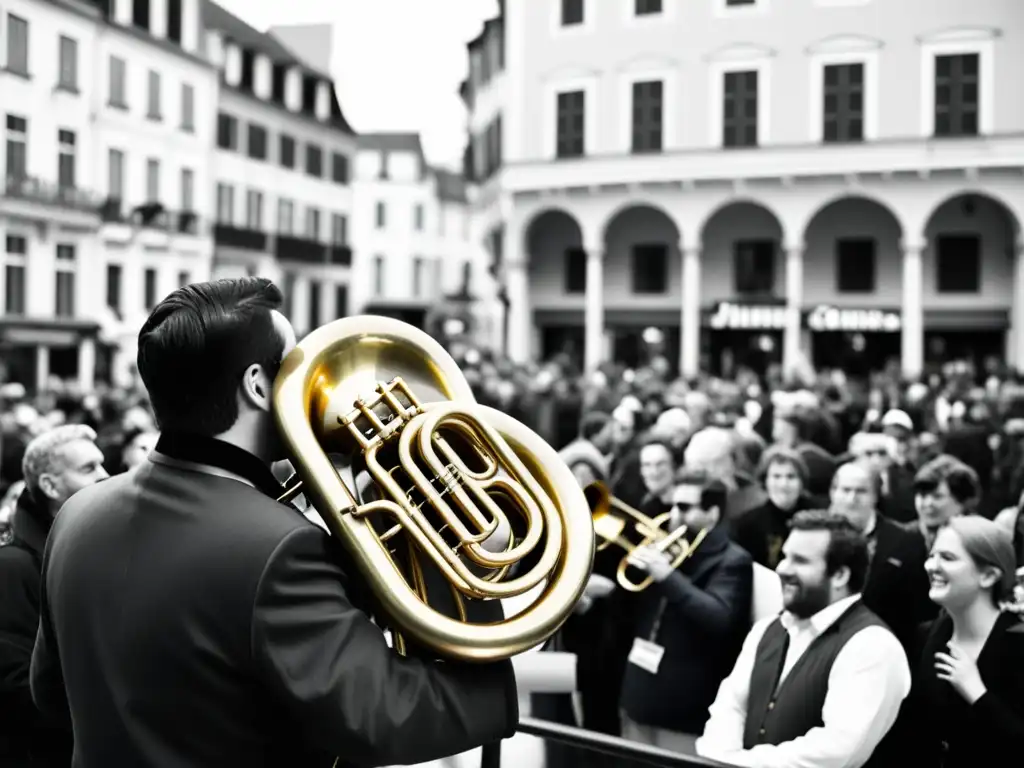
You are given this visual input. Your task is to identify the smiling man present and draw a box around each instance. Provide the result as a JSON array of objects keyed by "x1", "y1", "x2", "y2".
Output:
[{"x1": 696, "y1": 511, "x2": 910, "y2": 768}]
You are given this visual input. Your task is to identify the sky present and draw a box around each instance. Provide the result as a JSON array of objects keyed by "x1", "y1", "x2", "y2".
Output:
[{"x1": 215, "y1": 0, "x2": 499, "y2": 170}]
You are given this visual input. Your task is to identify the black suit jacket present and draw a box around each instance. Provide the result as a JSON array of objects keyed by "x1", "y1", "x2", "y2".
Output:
[
  {"x1": 861, "y1": 516, "x2": 936, "y2": 650},
  {"x1": 30, "y1": 455, "x2": 517, "y2": 767}
]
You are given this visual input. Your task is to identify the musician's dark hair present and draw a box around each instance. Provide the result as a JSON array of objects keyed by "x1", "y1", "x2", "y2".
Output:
[
  {"x1": 788, "y1": 510, "x2": 870, "y2": 593},
  {"x1": 137, "y1": 278, "x2": 285, "y2": 436},
  {"x1": 674, "y1": 467, "x2": 728, "y2": 515}
]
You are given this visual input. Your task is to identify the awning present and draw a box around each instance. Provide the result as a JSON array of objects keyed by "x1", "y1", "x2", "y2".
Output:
[{"x1": 0, "y1": 316, "x2": 101, "y2": 347}]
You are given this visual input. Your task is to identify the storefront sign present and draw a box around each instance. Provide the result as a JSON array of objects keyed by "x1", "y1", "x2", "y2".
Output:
[
  {"x1": 707, "y1": 302, "x2": 787, "y2": 331},
  {"x1": 805, "y1": 305, "x2": 901, "y2": 333}
]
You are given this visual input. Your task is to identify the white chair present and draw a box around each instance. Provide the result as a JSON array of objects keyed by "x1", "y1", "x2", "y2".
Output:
[{"x1": 751, "y1": 562, "x2": 783, "y2": 623}]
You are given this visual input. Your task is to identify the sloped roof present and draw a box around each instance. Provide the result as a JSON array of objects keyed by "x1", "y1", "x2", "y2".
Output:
[{"x1": 358, "y1": 132, "x2": 424, "y2": 155}]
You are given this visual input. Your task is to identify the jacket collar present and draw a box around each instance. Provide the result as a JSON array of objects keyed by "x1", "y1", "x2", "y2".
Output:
[
  {"x1": 153, "y1": 432, "x2": 285, "y2": 501},
  {"x1": 11, "y1": 487, "x2": 53, "y2": 557}
]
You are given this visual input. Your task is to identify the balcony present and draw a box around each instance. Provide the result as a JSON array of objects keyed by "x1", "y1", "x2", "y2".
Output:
[
  {"x1": 214, "y1": 224, "x2": 268, "y2": 252},
  {"x1": 275, "y1": 234, "x2": 328, "y2": 264},
  {"x1": 1, "y1": 175, "x2": 103, "y2": 230},
  {"x1": 329, "y1": 244, "x2": 352, "y2": 266}
]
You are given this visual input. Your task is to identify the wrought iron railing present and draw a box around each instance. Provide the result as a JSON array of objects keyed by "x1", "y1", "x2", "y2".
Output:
[
  {"x1": 2, "y1": 175, "x2": 104, "y2": 212},
  {"x1": 479, "y1": 717, "x2": 731, "y2": 768}
]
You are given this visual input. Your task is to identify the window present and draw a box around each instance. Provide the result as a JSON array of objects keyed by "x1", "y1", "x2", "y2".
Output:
[
  {"x1": 308, "y1": 281, "x2": 321, "y2": 331},
  {"x1": 144, "y1": 268, "x2": 158, "y2": 310},
  {"x1": 835, "y1": 239, "x2": 875, "y2": 292},
  {"x1": 55, "y1": 244, "x2": 76, "y2": 317},
  {"x1": 561, "y1": 0, "x2": 584, "y2": 26},
  {"x1": 216, "y1": 183, "x2": 234, "y2": 224},
  {"x1": 564, "y1": 248, "x2": 586, "y2": 294},
  {"x1": 635, "y1": 0, "x2": 662, "y2": 15},
  {"x1": 133, "y1": 0, "x2": 150, "y2": 30},
  {"x1": 4, "y1": 234, "x2": 27, "y2": 315},
  {"x1": 335, "y1": 284, "x2": 349, "y2": 319},
  {"x1": 279, "y1": 135, "x2": 296, "y2": 168},
  {"x1": 306, "y1": 207, "x2": 321, "y2": 240},
  {"x1": 109, "y1": 56, "x2": 127, "y2": 108},
  {"x1": 934, "y1": 54, "x2": 979, "y2": 137},
  {"x1": 331, "y1": 152, "x2": 349, "y2": 184},
  {"x1": 556, "y1": 91, "x2": 586, "y2": 158},
  {"x1": 248, "y1": 124, "x2": 268, "y2": 160},
  {"x1": 414, "y1": 204, "x2": 424, "y2": 231},
  {"x1": 245, "y1": 189, "x2": 263, "y2": 230},
  {"x1": 5, "y1": 14, "x2": 29, "y2": 75},
  {"x1": 631, "y1": 80, "x2": 663, "y2": 153},
  {"x1": 413, "y1": 257, "x2": 425, "y2": 297},
  {"x1": 146, "y1": 158, "x2": 160, "y2": 202},
  {"x1": 331, "y1": 213, "x2": 348, "y2": 245},
  {"x1": 375, "y1": 202, "x2": 386, "y2": 229},
  {"x1": 217, "y1": 113, "x2": 237, "y2": 150},
  {"x1": 936, "y1": 235, "x2": 980, "y2": 293},
  {"x1": 5, "y1": 114, "x2": 28, "y2": 181},
  {"x1": 58, "y1": 36, "x2": 78, "y2": 90},
  {"x1": 147, "y1": 70, "x2": 162, "y2": 120},
  {"x1": 57, "y1": 129, "x2": 76, "y2": 189},
  {"x1": 278, "y1": 199, "x2": 293, "y2": 235},
  {"x1": 822, "y1": 64, "x2": 864, "y2": 142},
  {"x1": 373, "y1": 255, "x2": 385, "y2": 295},
  {"x1": 167, "y1": 0, "x2": 183, "y2": 44},
  {"x1": 106, "y1": 264, "x2": 122, "y2": 315},
  {"x1": 727, "y1": 0, "x2": 756, "y2": 5},
  {"x1": 180, "y1": 168, "x2": 194, "y2": 212},
  {"x1": 723, "y1": 71, "x2": 758, "y2": 147},
  {"x1": 305, "y1": 144, "x2": 323, "y2": 177},
  {"x1": 181, "y1": 83, "x2": 194, "y2": 131},
  {"x1": 108, "y1": 149, "x2": 124, "y2": 202},
  {"x1": 631, "y1": 245, "x2": 668, "y2": 294},
  {"x1": 734, "y1": 241, "x2": 775, "y2": 294}
]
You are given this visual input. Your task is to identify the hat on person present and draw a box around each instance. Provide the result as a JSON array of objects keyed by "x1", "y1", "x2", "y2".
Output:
[
  {"x1": 559, "y1": 439, "x2": 609, "y2": 482},
  {"x1": 881, "y1": 409, "x2": 914, "y2": 433}
]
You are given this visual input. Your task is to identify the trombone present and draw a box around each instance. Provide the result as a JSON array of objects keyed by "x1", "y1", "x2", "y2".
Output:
[{"x1": 584, "y1": 482, "x2": 708, "y2": 592}]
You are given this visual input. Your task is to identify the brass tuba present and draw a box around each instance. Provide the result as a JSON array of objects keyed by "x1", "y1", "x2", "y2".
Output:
[
  {"x1": 272, "y1": 316, "x2": 595, "y2": 662},
  {"x1": 585, "y1": 482, "x2": 707, "y2": 592}
]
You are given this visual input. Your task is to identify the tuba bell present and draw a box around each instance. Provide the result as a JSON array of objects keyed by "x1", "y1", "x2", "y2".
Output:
[
  {"x1": 584, "y1": 482, "x2": 707, "y2": 592},
  {"x1": 272, "y1": 315, "x2": 595, "y2": 662}
]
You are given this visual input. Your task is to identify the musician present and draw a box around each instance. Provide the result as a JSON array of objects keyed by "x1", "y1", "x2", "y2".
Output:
[
  {"x1": 29, "y1": 278, "x2": 518, "y2": 767},
  {"x1": 696, "y1": 511, "x2": 910, "y2": 768}
]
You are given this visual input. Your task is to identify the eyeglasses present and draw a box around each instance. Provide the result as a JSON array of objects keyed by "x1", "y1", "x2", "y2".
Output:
[{"x1": 671, "y1": 502, "x2": 697, "y2": 513}]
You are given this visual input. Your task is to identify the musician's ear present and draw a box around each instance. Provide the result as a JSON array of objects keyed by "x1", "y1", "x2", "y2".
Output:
[{"x1": 242, "y1": 363, "x2": 273, "y2": 412}]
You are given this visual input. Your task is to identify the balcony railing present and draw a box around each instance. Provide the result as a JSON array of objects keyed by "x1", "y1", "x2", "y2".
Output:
[
  {"x1": 214, "y1": 224, "x2": 268, "y2": 251},
  {"x1": 328, "y1": 244, "x2": 352, "y2": 266},
  {"x1": 275, "y1": 234, "x2": 327, "y2": 264},
  {"x1": 100, "y1": 200, "x2": 202, "y2": 235},
  {"x1": 2, "y1": 175, "x2": 104, "y2": 213}
]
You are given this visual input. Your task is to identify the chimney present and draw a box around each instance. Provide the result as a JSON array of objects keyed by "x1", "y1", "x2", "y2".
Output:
[
  {"x1": 113, "y1": 0, "x2": 131, "y2": 25},
  {"x1": 285, "y1": 67, "x2": 302, "y2": 112},
  {"x1": 150, "y1": 0, "x2": 168, "y2": 38},
  {"x1": 181, "y1": 0, "x2": 199, "y2": 53},
  {"x1": 225, "y1": 43, "x2": 242, "y2": 87},
  {"x1": 254, "y1": 53, "x2": 272, "y2": 99},
  {"x1": 315, "y1": 80, "x2": 330, "y2": 121}
]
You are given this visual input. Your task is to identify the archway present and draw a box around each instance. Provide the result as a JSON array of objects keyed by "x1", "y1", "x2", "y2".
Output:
[
  {"x1": 524, "y1": 209, "x2": 585, "y2": 364},
  {"x1": 922, "y1": 192, "x2": 1021, "y2": 378},
  {"x1": 802, "y1": 195, "x2": 905, "y2": 378},
  {"x1": 601, "y1": 204, "x2": 682, "y2": 370},
  {"x1": 699, "y1": 201, "x2": 785, "y2": 377}
]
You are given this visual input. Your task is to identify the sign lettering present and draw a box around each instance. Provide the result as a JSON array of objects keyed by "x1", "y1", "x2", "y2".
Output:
[
  {"x1": 708, "y1": 302, "x2": 787, "y2": 330},
  {"x1": 805, "y1": 305, "x2": 901, "y2": 333}
]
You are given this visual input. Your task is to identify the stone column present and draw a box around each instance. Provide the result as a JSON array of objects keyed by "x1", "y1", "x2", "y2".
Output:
[
  {"x1": 584, "y1": 247, "x2": 604, "y2": 372},
  {"x1": 1011, "y1": 237, "x2": 1024, "y2": 369},
  {"x1": 35, "y1": 346, "x2": 50, "y2": 393},
  {"x1": 78, "y1": 337, "x2": 96, "y2": 391},
  {"x1": 680, "y1": 244, "x2": 701, "y2": 379},
  {"x1": 901, "y1": 238, "x2": 926, "y2": 380},
  {"x1": 783, "y1": 243, "x2": 805, "y2": 377},
  {"x1": 505, "y1": 259, "x2": 531, "y2": 363}
]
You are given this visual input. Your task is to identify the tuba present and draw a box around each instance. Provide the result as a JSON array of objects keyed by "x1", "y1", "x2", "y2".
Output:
[
  {"x1": 272, "y1": 315, "x2": 595, "y2": 662},
  {"x1": 585, "y1": 482, "x2": 707, "y2": 592}
]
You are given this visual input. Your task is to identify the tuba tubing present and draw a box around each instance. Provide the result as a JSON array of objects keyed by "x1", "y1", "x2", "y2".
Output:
[{"x1": 273, "y1": 316, "x2": 595, "y2": 662}]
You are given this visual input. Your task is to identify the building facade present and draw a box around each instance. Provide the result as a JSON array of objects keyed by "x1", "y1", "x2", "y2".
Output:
[
  {"x1": 204, "y1": 7, "x2": 356, "y2": 339},
  {"x1": 0, "y1": 0, "x2": 107, "y2": 391},
  {"x1": 463, "y1": 0, "x2": 1024, "y2": 380},
  {"x1": 351, "y1": 133, "x2": 492, "y2": 341},
  {"x1": 92, "y1": 0, "x2": 216, "y2": 387}
]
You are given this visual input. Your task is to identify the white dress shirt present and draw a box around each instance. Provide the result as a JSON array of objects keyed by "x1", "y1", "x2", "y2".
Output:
[{"x1": 696, "y1": 594, "x2": 910, "y2": 768}]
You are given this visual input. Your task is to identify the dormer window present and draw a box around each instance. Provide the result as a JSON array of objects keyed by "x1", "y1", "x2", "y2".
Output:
[
  {"x1": 301, "y1": 74, "x2": 318, "y2": 114},
  {"x1": 132, "y1": 0, "x2": 150, "y2": 31},
  {"x1": 240, "y1": 49, "x2": 255, "y2": 92},
  {"x1": 167, "y1": 0, "x2": 183, "y2": 43},
  {"x1": 271, "y1": 63, "x2": 287, "y2": 104}
]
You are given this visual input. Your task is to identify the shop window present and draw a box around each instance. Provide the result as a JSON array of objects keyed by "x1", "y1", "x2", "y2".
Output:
[
  {"x1": 631, "y1": 244, "x2": 668, "y2": 294},
  {"x1": 734, "y1": 240, "x2": 775, "y2": 294},
  {"x1": 936, "y1": 235, "x2": 980, "y2": 292},
  {"x1": 564, "y1": 247, "x2": 586, "y2": 293},
  {"x1": 836, "y1": 238, "x2": 875, "y2": 293}
]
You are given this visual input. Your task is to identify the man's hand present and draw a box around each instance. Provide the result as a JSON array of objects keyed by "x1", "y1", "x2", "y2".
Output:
[
  {"x1": 574, "y1": 574, "x2": 617, "y2": 614},
  {"x1": 627, "y1": 546, "x2": 674, "y2": 583}
]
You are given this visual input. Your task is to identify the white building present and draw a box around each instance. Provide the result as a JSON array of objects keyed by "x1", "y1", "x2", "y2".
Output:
[
  {"x1": 203, "y1": 6, "x2": 356, "y2": 339},
  {"x1": 0, "y1": 0, "x2": 107, "y2": 392},
  {"x1": 91, "y1": 0, "x2": 214, "y2": 387},
  {"x1": 464, "y1": 0, "x2": 1024, "y2": 381},
  {"x1": 351, "y1": 132, "x2": 492, "y2": 341}
]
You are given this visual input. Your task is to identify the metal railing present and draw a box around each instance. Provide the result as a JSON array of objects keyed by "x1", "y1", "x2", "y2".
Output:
[{"x1": 479, "y1": 718, "x2": 732, "y2": 768}]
